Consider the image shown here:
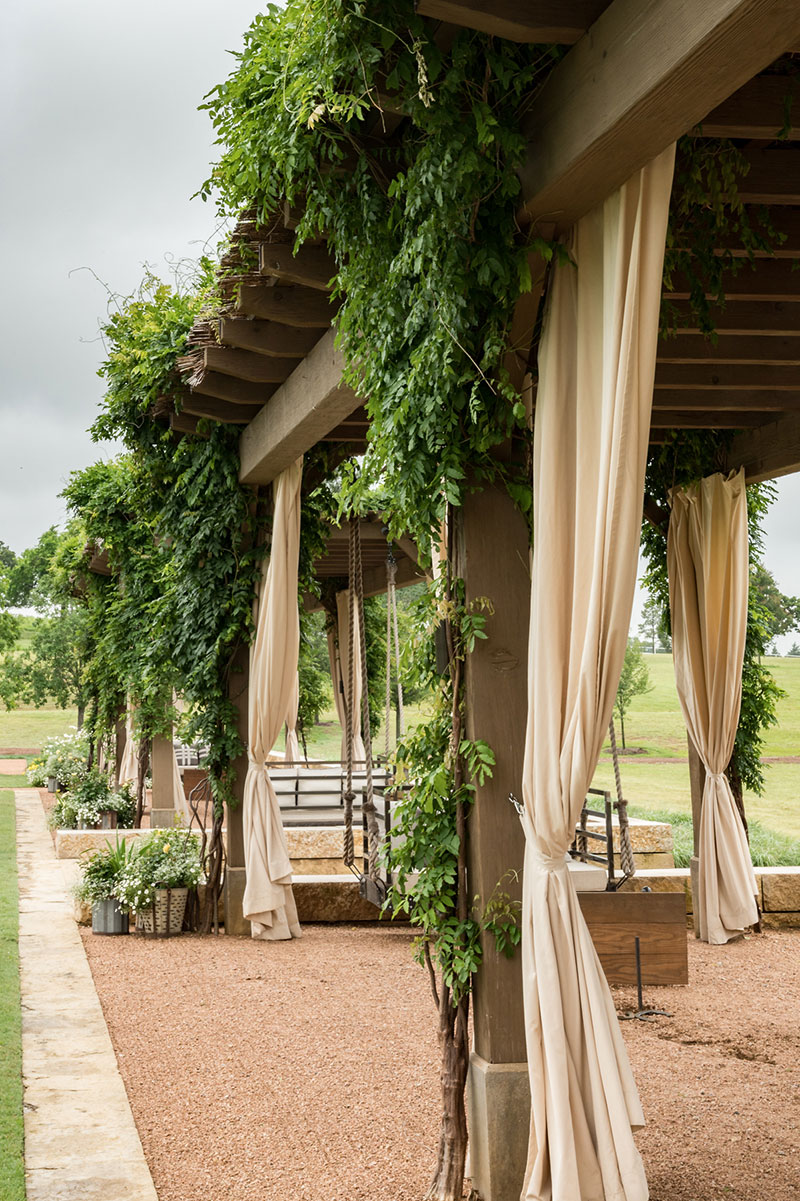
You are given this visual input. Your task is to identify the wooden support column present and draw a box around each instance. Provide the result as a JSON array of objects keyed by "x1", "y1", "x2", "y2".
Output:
[
  {"x1": 687, "y1": 733, "x2": 705, "y2": 937},
  {"x1": 223, "y1": 642, "x2": 251, "y2": 935},
  {"x1": 459, "y1": 482, "x2": 531, "y2": 1201},
  {"x1": 113, "y1": 715, "x2": 125, "y2": 788},
  {"x1": 150, "y1": 733, "x2": 177, "y2": 828}
]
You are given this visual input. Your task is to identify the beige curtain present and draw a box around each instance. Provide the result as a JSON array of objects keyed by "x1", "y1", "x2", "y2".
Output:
[
  {"x1": 285, "y1": 672, "x2": 300, "y2": 763},
  {"x1": 522, "y1": 144, "x2": 675, "y2": 1201},
  {"x1": 668, "y1": 469, "x2": 758, "y2": 944},
  {"x1": 118, "y1": 710, "x2": 138, "y2": 787},
  {"x1": 330, "y1": 590, "x2": 366, "y2": 764},
  {"x1": 171, "y1": 746, "x2": 190, "y2": 824},
  {"x1": 242, "y1": 458, "x2": 303, "y2": 941}
]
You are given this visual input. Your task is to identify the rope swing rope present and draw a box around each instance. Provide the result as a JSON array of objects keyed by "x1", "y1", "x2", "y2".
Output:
[
  {"x1": 342, "y1": 518, "x2": 381, "y2": 882},
  {"x1": 608, "y1": 715, "x2": 636, "y2": 881}
]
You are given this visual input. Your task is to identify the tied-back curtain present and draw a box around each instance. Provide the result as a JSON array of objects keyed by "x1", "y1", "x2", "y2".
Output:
[
  {"x1": 285, "y1": 672, "x2": 301, "y2": 763},
  {"x1": 242, "y1": 458, "x2": 303, "y2": 941},
  {"x1": 522, "y1": 144, "x2": 675, "y2": 1201},
  {"x1": 118, "y1": 710, "x2": 138, "y2": 787},
  {"x1": 667, "y1": 469, "x2": 758, "y2": 944},
  {"x1": 330, "y1": 589, "x2": 366, "y2": 764},
  {"x1": 171, "y1": 746, "x2": 190, "y2": 824}
]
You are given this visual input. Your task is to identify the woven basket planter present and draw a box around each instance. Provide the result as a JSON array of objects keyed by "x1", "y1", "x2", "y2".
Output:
[{"x1": 139, "y1": 887, "x2": 188, "y2": 938}]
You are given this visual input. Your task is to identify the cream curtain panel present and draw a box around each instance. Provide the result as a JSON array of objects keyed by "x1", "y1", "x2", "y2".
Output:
[
  {"x1": 284, "y1": 673, "x2": 300, "y2": 763},
  {"x1": 118, "y1": 711, "x2": 138, "y2": 787},
  {"x1": 242, "y1": 458, "x2": 303, "y2": 941},
  {"x1": 330, "y1": 589, "x2": 366, "y2": 763},
  {"x1": 171, "y1": 747, "x2": 190, "y2": 824},
  {"x1": 522, "y1": 144, "x2": 675, "y2": 1201},
  {"x1": 667, "y1": 469, "x2": 758, "y2": 945}
]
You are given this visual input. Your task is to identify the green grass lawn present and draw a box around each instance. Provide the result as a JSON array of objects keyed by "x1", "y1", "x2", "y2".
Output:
[
  {"x1": 0, "y1": 706, "x2": 79, "y2": 751},
  {"x1": 292, "y1": 699, "x2": 433, "y2": 762},
  {"x1": 0, "y1": 789, "x2": 25, "y2": 1200}
]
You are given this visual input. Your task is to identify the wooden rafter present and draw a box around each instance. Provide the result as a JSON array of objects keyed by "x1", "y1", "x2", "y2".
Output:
[
  {"x1": 218, "y1": 317, "x2": 321, "y2": 359},
  {"x1": 699, "y1": 74, "x2": 800, "y2": 138},
  {"x1": 235, "y1": 283, "x2": 340, "y2": 327},
  {"x1": 259, "y1": 242, "x2": 337, "y2": 291},
  {"x1": 191, "y1": 371, "x2": 277, "y2": 408},
  {"x1": 657, "y1": 335, "x2": 800, "y2": 364},
  {"x1": 653, "y1": 386, "x2": 798, "y2": 409},
  {"x1": 669, "y1": 299, "x2": 800, "y2": 334},
  {"x1": 181, "y1": 396, "x2": 261, "y2": 424},
  {"x1": 727, "y1": 410, "x2": 800, "y2": 480},
  {"x1": 517, "y1": 0, "x2": 800, "y2": 230},
  {"x1": 202, "y1": 346, "x2": 300, "y2": 385},
  {"x1": 655, "y1": 364, "x2": 800, "y2": 391},
  {"x1": 415, "y1": 0, "x2": 609, "y2": 43}
]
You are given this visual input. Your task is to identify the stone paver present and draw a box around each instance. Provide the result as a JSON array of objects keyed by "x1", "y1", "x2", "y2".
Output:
[{"x1": 15, "y1": 788, "x2": 158, "y2": 1201}]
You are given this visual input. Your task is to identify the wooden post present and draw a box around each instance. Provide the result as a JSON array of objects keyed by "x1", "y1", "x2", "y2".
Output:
[
  {"x1": 113, "y1": 714, "x2": 125, "y2": 788},
  {"x1": 150, "y1": 733, "x2": 177, "y2": 828},
  {"x1": 687, "y1": 733, "x2": 705, "y2": 936},
  {"x1": 458, "y1": 482, "x2": 531, "y2": 1201},
  {"x1": 223, "y1": 642, "x2": 251, "y2": 935}
]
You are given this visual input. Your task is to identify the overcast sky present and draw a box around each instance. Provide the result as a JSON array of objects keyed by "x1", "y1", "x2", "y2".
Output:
[{"x1": 2, "y1": 2, "x2": 799, "y2": 645}]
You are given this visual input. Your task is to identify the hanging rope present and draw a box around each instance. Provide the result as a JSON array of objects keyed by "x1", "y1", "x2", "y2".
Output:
[
  {"x1": 353, "y1": 522, "x2": 380, "y2": 883},
  {"x1": 342, "y1": 522, "x2": 357, "y2": 867},
  {"x1": 608, "y1": 716, "x2": 636, "y2": 879},
  {"x1": 384, "y1": 551, "x2": 405, "y2": 760}
]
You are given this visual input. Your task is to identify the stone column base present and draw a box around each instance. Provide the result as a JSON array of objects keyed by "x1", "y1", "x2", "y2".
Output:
[
  {"x1": 467, "y1": 1052, "x2": 530, "y2": 1201},
  {"x1": 149, "y1": 808, "x2": 178, "y2": 829},
  {"x1": 223, "y1": 866, "x2": 250, "y2": 936}
]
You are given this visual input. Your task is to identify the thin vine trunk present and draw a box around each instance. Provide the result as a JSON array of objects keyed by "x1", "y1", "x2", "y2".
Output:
[
  {"x1": 424, "y1": 532, "x2": 470, "y2": 1201},
  {"x1": 135, "y1": 739, "x2": 151, "y2": 828},
  {"x1": 726, "y1": 758, "x2": 761, "y2": 932}
]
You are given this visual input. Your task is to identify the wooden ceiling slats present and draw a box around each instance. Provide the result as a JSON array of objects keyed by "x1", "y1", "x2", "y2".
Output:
[
  {"x1": 259, "y1": 242, "x2": 337, "y2": 291},
  {"x1": 191, "y1": 371, "x2": 278, "y2": 408},
  {"x1": 218, "y1": 317, "x2": 322, "y2": 359},
  {"x1": 669, "y1": 299, "x2": 800, "y2": 334},
  {"x1": 650, "y1": 410, "x2": 769, "y2": 428},
  {"x1": 653, "y1": 387, "x2": 797, "y2": 411},
  {"x1": 655, "y1": 364, "x2": 800, "y2": 390},
  {"x1": 180, "y1": 396, "x2": 261, "y2": 424},
  {"x1": 734, "y1": 148, "x2": 800, "y2": 204},
  {"x1": 699, "y1": 75, "x2": 800, "y2": 138},
  {"x1": 203, "y1": 346, "x2": 300, "y2": 385},
  {"x1": 235, "y1": 283, "x2": 340, "y2": 327},
  {"x1": 415, "y1": 0, "x2": 610, "y2": 43},
  {"x1": 665, "y1": 260, "x2": 800, "y2": 302},
  {"x1": 657, "y1": 334, "x2": 800, "y2": 364}
]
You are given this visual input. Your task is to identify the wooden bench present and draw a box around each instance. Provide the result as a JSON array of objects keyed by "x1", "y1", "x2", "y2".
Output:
[{"x1": 579, "y1": 891, "x2": 688, "y2": 986}]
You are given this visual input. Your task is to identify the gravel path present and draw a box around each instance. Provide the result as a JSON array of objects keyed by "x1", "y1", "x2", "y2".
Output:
[{"x1": 81, "y1": 922, "x2": 800, "y2": 1201}]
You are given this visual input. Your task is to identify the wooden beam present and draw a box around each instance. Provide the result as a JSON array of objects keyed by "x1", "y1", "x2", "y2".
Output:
[
  {"x1": 303, "y1": 551, "x2": 426, "y2": 611},
  {"x1": 415, "y1": 0, "x2": 608, "y2": 43},
  {"x1": 657, "y1": 334, "x2": 800, "y2": 364},
  {"x1": 239, "y1": 329, "x2": 362, "y2": 485},
  {"x1": 192, "y1": 372, "x2": 278, "y2": 408},
  {"x1": 203, "y1": 346, "x2": 299, "y2": 384},
  {"x1": 699, "y1": 74, "x2": 800, "y2": 139},
  {"x1": 517, "y1": 0, "x2": 800, "y2": 230},
  {"x1": 235, "y1": 284, "x2": 339, "y2": 327},
  {"x1": 674, "y1": 207, "x2": 800, "y2": 257},
  {"x1": 181, "y1": 396, "x2": 259, "y2": 425},
  {"x1": 665, "y1": 260, "x2": 800, "y2": 302},
  {"x1": 259, "y1": 242, "x2": 337, "y2": 291},
  {"x1": 655, "y1": 364, "x2": 800, "y2": 391},
  {"x1": 668, "y1": 299, "x2": 800, "y2": 334},
  {"x1": 727, "y1": 410, "x2": 800, "y2": 480},
  {"x1": 219, "y1": 317, "x2": 321, "y2": 359},
  {"x1": 169, "y1": 412, "x2": 208, "y2": 437}
]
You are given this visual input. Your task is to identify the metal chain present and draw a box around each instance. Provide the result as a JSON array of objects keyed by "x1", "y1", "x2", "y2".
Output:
[{"x1": 608, "y1": 716, "x2": 636, "y2": 879}]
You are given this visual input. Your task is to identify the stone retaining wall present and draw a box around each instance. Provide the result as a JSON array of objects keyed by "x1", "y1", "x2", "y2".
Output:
[{"x1": 621, "y1": 865, "x2": 800, "y2": 928}]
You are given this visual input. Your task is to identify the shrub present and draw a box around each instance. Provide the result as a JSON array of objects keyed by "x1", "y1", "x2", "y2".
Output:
[
  {"x1": 115, "y1": 829, "x2": 202, "y2": 912},
  {"x1": 75, "y1": 839, "x2": 136, "y2": 909}
]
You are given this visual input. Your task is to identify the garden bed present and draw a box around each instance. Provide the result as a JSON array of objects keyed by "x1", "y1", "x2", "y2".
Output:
[{"x1": 81, "y1": 924, "x2": 800, "y2": 1201}]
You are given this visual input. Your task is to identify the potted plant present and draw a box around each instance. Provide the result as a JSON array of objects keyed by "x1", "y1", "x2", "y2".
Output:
[
  {"x1": 76, "y1": 839, "x2": 133, "y2": 935},
  {"x1": 116, "y1": 829, "x2": 202, "y2": 937},
  {"x1": 50, "y1": 770, "x2": 136, "y2": 831},
  {"x1": 42, "y1": 729, "x2": 90, "y2": 792}
]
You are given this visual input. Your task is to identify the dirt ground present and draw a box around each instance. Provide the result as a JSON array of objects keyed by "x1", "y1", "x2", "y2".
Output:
[{"x1": 81, "y1": 919, "x2": 800, "y2": 1201}]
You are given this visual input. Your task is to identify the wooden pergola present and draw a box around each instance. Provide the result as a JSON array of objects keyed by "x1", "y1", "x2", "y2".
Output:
[{"x1": 155, "y1": 5, "x2": 800, "y2": 1197}]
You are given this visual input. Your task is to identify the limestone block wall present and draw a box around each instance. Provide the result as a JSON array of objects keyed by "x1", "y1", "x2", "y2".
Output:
[{"x1": 621, "y1": 866, "x2": 800, "y2": 929}]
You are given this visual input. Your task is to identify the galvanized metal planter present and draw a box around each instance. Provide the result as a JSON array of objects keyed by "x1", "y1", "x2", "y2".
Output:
[{"x1": 91, "y1": 899, "x2": 130, "y2": 935}]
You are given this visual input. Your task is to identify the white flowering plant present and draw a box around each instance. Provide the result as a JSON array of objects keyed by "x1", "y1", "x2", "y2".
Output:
[
  {"x1": 115, "y1": 829, "x2": 202, "y2": 912},
  {"x1": 26, "y1": 758, "x2": 49, "y2": 787},
  {"x1": 42, "y1": 729, "x2": 90, "y2": 788},
  {"x1": 49, "y1": 770, "x2": 136, "y2": 829}
]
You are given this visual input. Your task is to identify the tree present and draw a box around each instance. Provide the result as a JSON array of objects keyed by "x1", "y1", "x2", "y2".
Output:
[
  {"x1": 638, "y1": 594, "x2": 671, "y2": 653},
  {"x1": 788, "y1": 643, "x2": 800, "y2": 657},
  {"x1": 614, "y1": 639, "x2": 652, "y2": 749},
  {"x1": 750, "y1": 562, "x2": 800, "y2": 642},
  {"x1": 21, "y1": 608, "x2": 93, "y2": 726}
]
